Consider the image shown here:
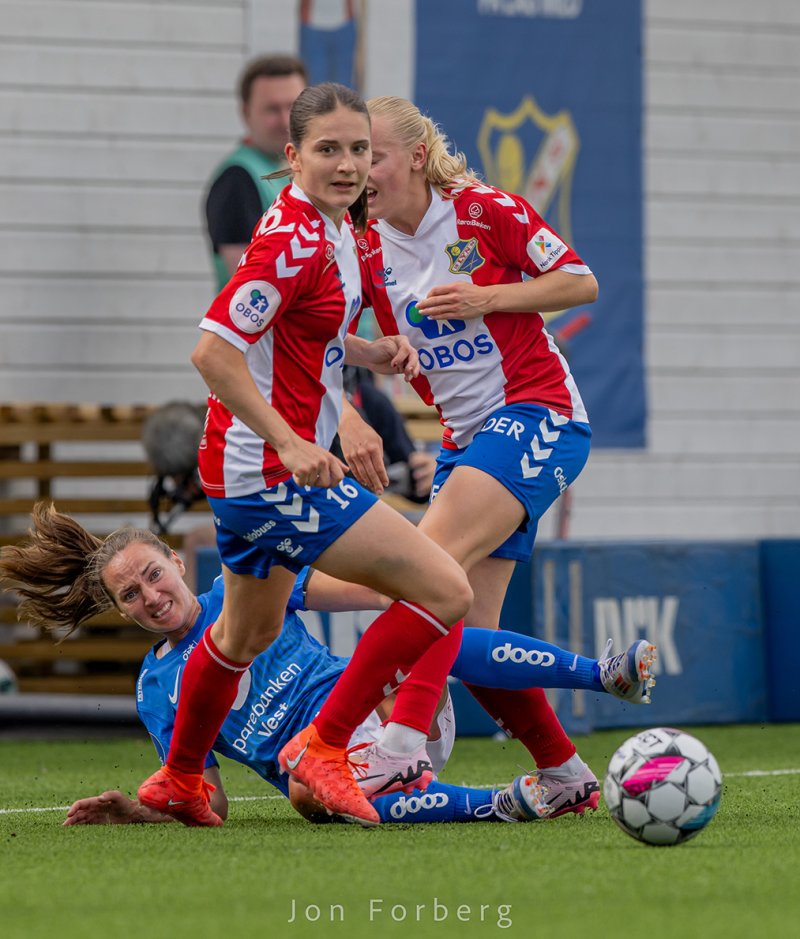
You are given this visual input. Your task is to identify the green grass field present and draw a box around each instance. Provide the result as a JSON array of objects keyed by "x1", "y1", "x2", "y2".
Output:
[{"x1": 1, "y1": 724, "x2": 798, "y2": 939}]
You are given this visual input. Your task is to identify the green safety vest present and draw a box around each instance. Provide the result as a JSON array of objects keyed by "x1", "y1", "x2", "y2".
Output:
[{"x1": 208, "y1": 142, "x2": 285, "y2": 291}]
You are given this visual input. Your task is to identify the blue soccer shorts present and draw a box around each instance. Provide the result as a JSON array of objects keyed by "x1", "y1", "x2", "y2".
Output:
[
  {"x1": 430, "y1": 403, "x2": 591, "y2": 562},
  {"x1": 208, "y1": 476, "x2": 378, "y2": 577}
]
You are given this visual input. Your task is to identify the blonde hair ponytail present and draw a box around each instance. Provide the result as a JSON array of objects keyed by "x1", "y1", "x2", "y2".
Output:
[{"x1": 367, "y1": 96, "x2": 481, "y2": 191}]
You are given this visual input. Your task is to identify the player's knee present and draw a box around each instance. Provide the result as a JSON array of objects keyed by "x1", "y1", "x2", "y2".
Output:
[
  {"x1": 427, "y1": 561, "x2": 473, "y2": 625},
  {"x1": 447, "y1": 568, "x2": 474, "y2": 622}
]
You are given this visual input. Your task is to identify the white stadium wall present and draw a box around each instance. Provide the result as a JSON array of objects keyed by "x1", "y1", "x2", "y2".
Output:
[{"x1": 0, "y1": 0, "x2": 797, "y2": 540}]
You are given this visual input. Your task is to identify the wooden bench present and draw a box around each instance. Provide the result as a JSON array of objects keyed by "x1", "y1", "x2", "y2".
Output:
[
  {"x1": 0, "y1": 399, "x2": 442, "y2": 694},
  {"x1": 0, "y1": 404, "x2": 204, "y2": 693},
  {"x1": 0, "y1": 403, "x2": 211, "y2": 519}
]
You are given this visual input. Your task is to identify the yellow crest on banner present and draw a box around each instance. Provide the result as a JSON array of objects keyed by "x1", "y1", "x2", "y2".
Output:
[{"x1": 477, "y1": 96, "x2": 579, "y2": 247}]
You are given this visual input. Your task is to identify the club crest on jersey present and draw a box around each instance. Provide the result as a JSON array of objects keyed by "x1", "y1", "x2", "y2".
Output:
[
  {"x1": 229, "y1": 280, "x2": 281, "y2": 334},
  {"x1": 445, "y1": 238, "x2": 485, "y2": 275},
  {"x1": 405, "y1": 300, "x2": 466, "y2": 340}
]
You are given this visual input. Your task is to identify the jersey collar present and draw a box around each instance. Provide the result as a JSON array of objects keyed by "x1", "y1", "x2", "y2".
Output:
[
  {"x1": 375, "y1": 185, "x2": 451, "y2": 242},
  {"x1": 289, "y1": 182, "x2": 349, "y2": 247}
]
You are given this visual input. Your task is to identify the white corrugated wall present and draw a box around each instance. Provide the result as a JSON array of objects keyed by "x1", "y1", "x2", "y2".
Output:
[
  {"x1": 0, "y1": 0, "x2": 246, "y2": 402},
  {"x1": 0, "y1": 0, "x2": 797, "y2": 539},
  {"x1": 569, "y1": 0, "x2": 800, "y2": 539}
]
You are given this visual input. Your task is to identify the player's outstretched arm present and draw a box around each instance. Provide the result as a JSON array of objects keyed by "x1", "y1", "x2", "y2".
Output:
[
  {"x1": 418, "y1": 269, "x2": 598, "y2": 321},
  {"x1": 63, "y1": 768, "x2": 227, "y2": 825},
  {"x1": 63, "y1": 790, "x2": 173, "y2": 825},
  {"x1": 192, "y1": 331, "x2": 348, "y2": 488}
]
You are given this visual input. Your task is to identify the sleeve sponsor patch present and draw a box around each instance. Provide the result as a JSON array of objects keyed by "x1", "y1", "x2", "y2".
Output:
[
  {"x1": 229, "y1": 280, "x2": 281, "y2": 334},
  {"x1": 527, "y1": 227, "x2": 568, "y2": 273}
]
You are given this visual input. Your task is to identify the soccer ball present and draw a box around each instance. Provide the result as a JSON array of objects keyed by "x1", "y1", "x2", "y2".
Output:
[{"x1": 604, "y1": 727, "x2": 722, "y2": 846}]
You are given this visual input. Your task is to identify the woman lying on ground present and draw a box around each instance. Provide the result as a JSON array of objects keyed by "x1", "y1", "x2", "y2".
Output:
[{"x1": 0, "y1": 503, "x2": 656, "y2": 827}]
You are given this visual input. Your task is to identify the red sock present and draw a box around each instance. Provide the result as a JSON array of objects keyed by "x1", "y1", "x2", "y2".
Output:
[
  {"x1": 389, "y1": 620, "x2": 463, "y2": 734},
  {"x1": 167, "y1": 627, "x2": 251, "y2": 776},
  {"x1": 464, "y1": 684, "x2": 576, "y2": 768},
  {"x1": 314, "y1": 600, "x2": 450, "y2": 747}
]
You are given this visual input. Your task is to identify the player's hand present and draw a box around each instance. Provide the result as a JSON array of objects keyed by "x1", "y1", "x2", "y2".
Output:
[
  {"x1": 277, "y1": 436, "x2": 349, "y2": 488},
  {"x1": 360, "y1": 335, "x2": 419, "y2": 382},
  {"x1": 63, "y1": 791, "x2": 137, "y2": 826},
  {"x1": 408, "y1": 450, "x2": 436, "y2": 498},
  {"x1": 417, "y1": 282, "x2": 493, "y2": 321},
  {"x1": 338, "y1": 409, "x2": 388, "y2": 494}
]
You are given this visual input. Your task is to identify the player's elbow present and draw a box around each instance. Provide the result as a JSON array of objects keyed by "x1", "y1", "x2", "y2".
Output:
[
  {"x1": 191, "y1": 341, "x2": 213, "y2": 378},
  {"x1": 581, "y1": 274, "x2": 599, "y2": 305}
]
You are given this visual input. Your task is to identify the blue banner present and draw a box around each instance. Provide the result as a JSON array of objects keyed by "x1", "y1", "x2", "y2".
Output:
[
  {"x1": 760, "y1": 540, "x2": 800, "y2": 722},
  {"x1": 414, "y1": 0, "x2": 645, "y2": 447},
  {"x1": 531, "y1": 542, "x2": 768, "y2": 728}
]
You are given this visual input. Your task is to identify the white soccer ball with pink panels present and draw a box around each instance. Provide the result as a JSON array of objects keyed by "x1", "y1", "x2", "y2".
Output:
[{"x1": 604, "y1": 727, "x2": 722, "y2": 846}]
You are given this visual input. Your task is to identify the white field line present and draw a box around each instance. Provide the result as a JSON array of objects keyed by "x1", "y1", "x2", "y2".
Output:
[
  {"x1": 725, "y1": 768, "x2": 800, "y2": 778},
  {"x1": 1, "y1": 769, "x2": 798, "y2": 816}
]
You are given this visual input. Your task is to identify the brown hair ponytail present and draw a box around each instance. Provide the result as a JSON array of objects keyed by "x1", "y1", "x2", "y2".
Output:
[{"x1": 0, "y1": 502, "x2": 171, "y2": 636}]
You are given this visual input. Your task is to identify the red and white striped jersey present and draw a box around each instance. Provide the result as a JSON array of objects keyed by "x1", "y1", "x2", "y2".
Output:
[
  {"x1": 198, "y1": 184, "x2": 362, "y2": 497},
  {"x1": 360, "y1": 184, "x2": 591, "y2": 448}
]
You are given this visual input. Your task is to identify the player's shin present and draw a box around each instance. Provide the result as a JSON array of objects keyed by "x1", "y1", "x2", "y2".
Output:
[
  {"x1": 167, "y1": 626, "x2": 252, "y2": 776},
  {"x1": 381, "y1": 620, "x2": 464, "y2": 751},
  {"x1": 312, "y1": 600, "x2": 454, "y2": 748},
  {"x1": 373, "y1": 781, "x2": 495, "y2": 824},
  {"x1": 464, "y1": 683, "x2": 577, "y2": 769},
  {"x1": 452, "y1": 627, "x2": 598, "y2": 690}
]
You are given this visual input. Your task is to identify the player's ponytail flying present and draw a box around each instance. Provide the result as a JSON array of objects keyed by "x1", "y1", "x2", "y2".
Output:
[{"x1": 0, "y1": 502, "x2": 170, "y2": 636}]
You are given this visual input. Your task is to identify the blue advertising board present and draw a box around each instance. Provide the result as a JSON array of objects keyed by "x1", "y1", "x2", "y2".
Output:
[
  {"x1": 531, "y1": 542, "x2": 769, "y2": 730},
  {"x1": 414, "y1": 0, "x2": 645, "y2": 447},
  {"x1": 760, "y1": 540, "x2": 800, "y2": 722}
]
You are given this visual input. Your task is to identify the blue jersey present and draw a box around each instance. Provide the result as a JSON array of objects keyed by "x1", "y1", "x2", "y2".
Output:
[{"x1": 136, "y1": 571, "x2": 348, "y2": 795}]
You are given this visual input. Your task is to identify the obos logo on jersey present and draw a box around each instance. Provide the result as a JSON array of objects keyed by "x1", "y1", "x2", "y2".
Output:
[
  {"x1": 528, "y1": 228, "x2": 567, "y2": 273},
  {"x1": 405, "y1": 300, "x2": 466, "y2": 340},
  {"x1": 229, "y1": 280, "x2": 281, "y2": 334},
  {"x1": 445, "y1": 237, "x2": 485, "y2": 275},
  {"x1": 405, "y1": 300, "x2": 495, "y2": 371}
]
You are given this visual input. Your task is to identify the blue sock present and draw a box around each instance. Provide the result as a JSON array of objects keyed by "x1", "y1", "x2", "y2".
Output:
[
  {"x1": 452, "y1": 628, "x2": 602, "y2": 692},
  {"x1": 373, "y1": 780, "x2": 497, "y2": 824}
]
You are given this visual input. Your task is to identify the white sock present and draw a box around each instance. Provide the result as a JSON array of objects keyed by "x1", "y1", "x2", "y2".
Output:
[
  {"x1": 379, "y1": 722, "x2": 427, "y2": 754},
  {"x1": 539, "y1": 753, "x2": 587, "y2": 779}
]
